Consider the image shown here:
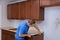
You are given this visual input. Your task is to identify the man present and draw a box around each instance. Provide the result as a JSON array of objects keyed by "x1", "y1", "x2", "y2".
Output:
[{"x1": 15, "y1": 19, "x2": 42, "y2": 40}]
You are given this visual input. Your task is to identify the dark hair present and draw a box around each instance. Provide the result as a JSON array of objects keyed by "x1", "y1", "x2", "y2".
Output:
[{"x1": 31, "y1": 20, "x2": 36, "y2": 24}]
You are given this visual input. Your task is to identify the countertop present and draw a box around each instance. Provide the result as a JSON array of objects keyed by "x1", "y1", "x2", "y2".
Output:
[
  {"x1": 1, "y1": 27, "x2": 43, "y2": 35},
  {"x1": 1, "y1": 27, "x2": 17, "y2": 32}
]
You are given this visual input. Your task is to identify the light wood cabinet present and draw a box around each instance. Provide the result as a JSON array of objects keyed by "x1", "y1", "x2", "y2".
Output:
[
  {"x1": 7, "y1": 0, "x2": 60, "y2": 20},
  {"x1": 19, "y1": 1, "x2": 31, "y2": 19},
  {"x1": 25, "y1": 34, "x2": 43, "y2": 40},
  {"x1": 7, "y1": 4, "x2": 12, "y2": 19},
  {"x1": 7, "y1": 0, "x2": 44, "y2": 20},
  {"x1": 30, "y1": 0, "x2": 44, "y2": 20},
  {"x1": 2, "y1": 29, "x2": 15, "y2": 40},
  {"x1": 7, "y1": 3, "x2": 20, "y2": 19},
  {"x1": 19, "y1": 2, "x2": 26, "y2": 19},
  {"x1": 2, "y1": 29, "x2": 44, "y2": 40}
]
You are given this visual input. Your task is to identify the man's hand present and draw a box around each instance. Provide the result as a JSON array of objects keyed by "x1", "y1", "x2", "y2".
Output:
[
  {"x1": 38, "y1": 32, "x2": 43, "y2": 35},
  {"x1": 19, "y1": 34, "x2": 32, "y2": 37},
  {"x1": 32, "y1": 24, "x2": 42, "y2": 35},
  {"x1": 38, "y1": 32, "x2": 42, "y2": 35},
  {"x1": 27, "y1": 34, "x2": 32, "y2": 37}
]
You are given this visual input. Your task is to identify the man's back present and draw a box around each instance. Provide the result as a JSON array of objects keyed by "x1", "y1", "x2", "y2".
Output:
[{"x1": 15, "y1": 20, "x2": 29, "y2": 40}]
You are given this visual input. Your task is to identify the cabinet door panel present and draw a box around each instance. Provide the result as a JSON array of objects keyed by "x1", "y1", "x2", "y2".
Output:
[
  {"x1": 19, "y1": 2, "x2": 26, "y2": 19},
  {"x1": 7, "y1": 5, "x2": 12, "y2": 19},
  {"x1": 19, "y1": 1, "x2": 31, "y2": 19},
  {"x1": 11, "y1": 3, "x2": 20, "y2": 19},
  {"x1": 30, "y1": 0, "x2": 44, "y2": 20},
  {"x1": 25, "y1": 1, "x2": 31, "y2": 19},
  {"x1": 2, "y1": 30, "x2": 9, "y2": 40},
  {"x1": 7, "y1": 3, "x2": 20, "y2": 19},
  {"x1": 9, "y1": 35, "x2": 15, "y2": 40},
  {"x1": 30, "y1": 0, "x2": 40, "y2": 20},
  {"x1": 2, "y1": 33, "x2": 6, "y2": 40},
  {"x1": 7, "y1": 0, "x2": 44, "y2": 20}
]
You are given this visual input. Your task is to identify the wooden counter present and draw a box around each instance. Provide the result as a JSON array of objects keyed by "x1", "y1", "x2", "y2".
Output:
[{"x1": 1, "y1": 28, "x2": 44, "y2": 40}]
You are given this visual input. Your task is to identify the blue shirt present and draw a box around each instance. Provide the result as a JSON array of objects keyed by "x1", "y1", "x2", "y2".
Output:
[{"x1": 15, "y1": 20, "x2": 29, "y2": 39}]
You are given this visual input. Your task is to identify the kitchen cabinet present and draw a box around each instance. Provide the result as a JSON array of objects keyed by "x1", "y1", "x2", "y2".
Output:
[
  {"x1": 19, "y1": 0, "x2": 44, "y2": 20},
  {"x1": 30, "y1": 0, "x2": 44, "y2": 20},
  {"x1": 2, "y1": 29, "x2": 44, "y2": 40},
  {"x1": 25, "y1": 1, "x2": 31, "y2": 19},
  {"x1": 2, "y1": 29, "x2": 10, "y2": 40},
  {"x1": 2, "y1": 29, "x2": 15, "y2": 40},
  {"x1": 2, "y1": 30, "x2": 6, "y2": 40},
  {"x1": 25, "y1": 34, "x2": 43, "y2": 40},
  {"x1": 7, "y1": 3, "x2": 20, "y2": 19},
  {"x1": 7, "y1": 0, "x2": 44, "y2": 20},
  {"x1": 7, "y1": 4, "x2": 12, "y2": 19},
  {"x1": 19, "y1": 2, "x2": 26, "y2": 19},
  {"x1": 19, "y1": 1, "x2": 31, "y2": 19},
  {"x1": 7, "y1": 0, "x2": 60, "y2": 20},
  {"x1": 40, "y1": 0, "x2": 60, "y2": 7}
]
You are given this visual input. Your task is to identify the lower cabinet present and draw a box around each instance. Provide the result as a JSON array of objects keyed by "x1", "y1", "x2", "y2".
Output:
[
  {"x1": 2, "y1": 29, "x2": 44, "y2": 40},
  {"x1": 2, "y1": 29, "x2": 15, "y2": 40},
  {"x1": 25, "y1": 34, "x2": 43, "y2": 40}
]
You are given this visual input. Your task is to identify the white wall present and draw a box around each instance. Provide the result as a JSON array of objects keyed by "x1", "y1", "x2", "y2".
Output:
[
  {"x1": 0, "y1": 5, "x2": 2, "y2": 40},
  {"x1": 44, "y1": 7, "x2": 60, "y2": 40},
  {"x1": 0, "y1": 5, "x2": 2, "y2": 27},
  {"x1": 0, "y1": 0, "x2": 60, "y2": 40},
  {"x1": 0, "y1": 0, "x2": 11, "y2": 27}
]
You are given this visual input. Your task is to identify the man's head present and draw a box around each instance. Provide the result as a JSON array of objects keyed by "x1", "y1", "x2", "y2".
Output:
[{"x1": 27, "y1": 19, "x2": 36, "y2": 26}]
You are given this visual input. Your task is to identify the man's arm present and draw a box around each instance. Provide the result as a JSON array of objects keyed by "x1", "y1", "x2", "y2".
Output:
[
  {"x1": 32, "y1": 24, "x2": 42, "y2": 34},
  {"x1": 19, "y1": 34, "x2": 31, "y2": 37}
]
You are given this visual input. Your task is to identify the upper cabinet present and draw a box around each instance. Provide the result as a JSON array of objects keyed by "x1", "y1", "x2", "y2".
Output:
[
  {"x1": 7, "y1": 0, "x2": 44, "y2": 20},
  {"x1": 40, "y1": 0, "x2": 60, "y2": 7},
  {"x1": 19, "y1": 1, "x2": 31, "y2": 19},
  {"x1": 30, "y1": 0, "x2": 44, "y2": 20},
  {"x1": 7, "y1": 3, "x2": 20, "y2": 19},
  {"x1": 7, "y1": 0, "x2": 60, "y2": 20}
]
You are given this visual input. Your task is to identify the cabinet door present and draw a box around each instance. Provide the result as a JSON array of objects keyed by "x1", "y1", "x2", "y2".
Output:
[
  {"x1": 25, "y1": 1, "x2": 31, "y2": 19},
  {"x1": 9, "y1": 32, "x2": 15, "y2": 40},
  {"x1": 2, "y1": 30, "x2": 15, "y2": 40},
  {"x1": 11, "y1": 3, "x2": 20, "y2": 19},
  {"x1": 19, "y1": 2, "x2": 26, "y2": 19},
  {"x1": 7, "y1": 4, "x2": 12, "y2": 19},
  {"x1": 2, "y1": 30, "x2": 9, "y2": 40},
  {"x1": 2, "y1": 32, "x2": 6, "y2": 40},
  {"x1": 19, "y1": 1, "x2": 31, "y2": 19},
  {"x1": 7, "y1": 3, "x2": 20, "y2": 19},
  {"x1": 9, "y1": 35, "x2": 15, "y2": 40},
  {"x1": 30, "y1": 0, "x2": 44, "y2": 20}
]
